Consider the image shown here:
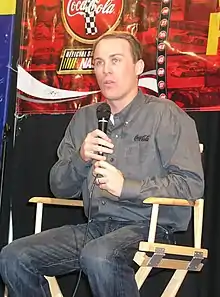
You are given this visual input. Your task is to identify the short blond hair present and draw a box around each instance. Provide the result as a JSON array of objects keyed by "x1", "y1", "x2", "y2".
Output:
[{"x1": 93, "y1": 31, "x2": 143, "y2": 63}]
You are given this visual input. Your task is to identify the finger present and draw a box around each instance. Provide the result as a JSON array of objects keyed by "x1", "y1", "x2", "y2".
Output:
[
  {"x1": 96, "y1": 177, "x2": 107, "y2": 185},
  {"x1": 92, "y1": 168, "x2": 101, "y2": 177},
  {"x1": 93, "y1": 167, "x2": 107, "y2": 176},
  {"x1": 99, "y1": 183, "x2": 108, "y2": 190},
  {"x1": 97, "y1": 160, "x2": 115, "y2": 170},
  {"x1": 94, "y1": 161, "x2": 99, "y2": 168},
  {"x1": 93, "y1": 145, "x2": 113, "y2": 155},
  {"x1": 88, "y1": 153, "x2": 106, "y2": 161},
  {"x1": 91, "y1": 129, "x2": 112, "y2": 142},
  {"x1": 93, "y1": 138, "x2": 114, "y2": 149},
  {"x1": 94, "y1": 160, "x2": 109, "y2": 168}
]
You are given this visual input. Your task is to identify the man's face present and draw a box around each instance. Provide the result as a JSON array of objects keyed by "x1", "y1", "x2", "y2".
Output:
[{"x1": 93, "y1": 38, "x2": 143, "y2": 102}]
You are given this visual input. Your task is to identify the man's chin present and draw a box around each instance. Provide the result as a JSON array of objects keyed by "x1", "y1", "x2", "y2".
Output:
[{"x1": 101, "y1": 90, "x2": 119, "y2": 101}]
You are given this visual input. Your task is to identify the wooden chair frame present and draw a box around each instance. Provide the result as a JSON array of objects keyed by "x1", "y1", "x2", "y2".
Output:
[
  {"x1": 28, "y1": 143, "x2": 207, "y2": 296},
  {"x1": 29, "y1": 195, "x2": 207, "y2": 297}
]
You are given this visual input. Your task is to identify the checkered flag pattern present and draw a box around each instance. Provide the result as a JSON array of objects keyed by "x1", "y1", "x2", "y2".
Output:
[{"x1": 84, "y1": 0, "x2": 98, "y2": 35}]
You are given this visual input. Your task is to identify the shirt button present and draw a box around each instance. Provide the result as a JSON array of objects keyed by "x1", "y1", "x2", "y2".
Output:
[
  {"x1": 110, "y1": 157, "x2": 114, "y2": 162},
  {"x1": 102, "y1": 200, "x2": 106, "y2": 205}
]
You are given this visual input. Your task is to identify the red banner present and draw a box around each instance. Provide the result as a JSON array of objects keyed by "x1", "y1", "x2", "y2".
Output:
[{"x1": 16, "y1": 0, "x2": 220, "y2": 114}]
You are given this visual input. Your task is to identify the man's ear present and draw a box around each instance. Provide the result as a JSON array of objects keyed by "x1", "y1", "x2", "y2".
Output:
[{"x1": 135, "y1": 59, "x2": 144, "y2": 76}]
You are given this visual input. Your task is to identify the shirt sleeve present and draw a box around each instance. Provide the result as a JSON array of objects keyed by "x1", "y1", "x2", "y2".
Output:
[
  {"x1": 120, "y1": 102, "x2": 204, "y2": 202},
  {"x1": 50, "y1": 112, "x2": 91, "y2": 198}
]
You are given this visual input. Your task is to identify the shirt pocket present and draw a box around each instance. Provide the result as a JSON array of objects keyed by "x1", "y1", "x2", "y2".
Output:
[
  {"x1": 125, "y1": 142, "x2": 149, "y2": 162},
  {"x1": 124, "y1": 143, "x2": 149, "y2": 179}
]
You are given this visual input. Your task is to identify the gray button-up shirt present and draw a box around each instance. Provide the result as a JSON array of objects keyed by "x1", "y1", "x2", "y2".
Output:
[{"x1": 50, "y1": 91, "x2": 204, "y2": 231}]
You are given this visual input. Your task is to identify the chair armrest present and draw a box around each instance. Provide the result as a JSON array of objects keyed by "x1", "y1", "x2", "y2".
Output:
[
  {"x1": 141, "y1": 197, "x2": 195, "y2": 243},
  {"x1": 143, "y1": 197, "x2": 204, "y2": 248},
  {"x1": 143, "y1": 197, "x2": 203, "y2": 207},
  {"x1": 29, "y1": 197, "x2": 83, "y2": 237},
  {"x1": 29, "y1": 197, "x2": 83, "y2": 207}
]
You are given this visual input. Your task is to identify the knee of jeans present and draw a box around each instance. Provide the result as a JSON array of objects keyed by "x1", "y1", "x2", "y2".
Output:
[
  {"x1": 0, "y1": 242, "x2": 31, "y2": 278},
  {"x1": 80, "y1": 240, "x2": 115, "y2": 273}
]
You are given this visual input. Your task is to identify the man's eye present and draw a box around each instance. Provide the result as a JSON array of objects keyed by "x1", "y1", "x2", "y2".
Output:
[
  {"x1": 112, "y1": 58, "x2": 120, "y2": 64},
  {"x1": 95, "y1": 60, "x2": 103, "y2": 67}
]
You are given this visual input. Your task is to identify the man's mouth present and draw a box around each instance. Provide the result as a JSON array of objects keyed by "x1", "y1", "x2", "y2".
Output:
[{"x1": 103, "y1": 80, "x2": 115, "y2": 85}]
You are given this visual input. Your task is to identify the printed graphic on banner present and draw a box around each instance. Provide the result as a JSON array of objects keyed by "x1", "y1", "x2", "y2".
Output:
[
  {"x1": 0, "y1": 14, "x2": 14, "y2": 148},
  {"x1": 62, "y1": 0, "x2": 123, "y2": 43},
  {"x1": 58, "y1": 48, "x2": 93, "y2": 74},
  {"x1": 16, "y1": 0, "x2": 220, "y2": 114}
]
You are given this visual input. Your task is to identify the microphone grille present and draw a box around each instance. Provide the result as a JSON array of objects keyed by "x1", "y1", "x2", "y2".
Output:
[{"x1": 96, "y1": 103, "x2": 111, "y2": 120}]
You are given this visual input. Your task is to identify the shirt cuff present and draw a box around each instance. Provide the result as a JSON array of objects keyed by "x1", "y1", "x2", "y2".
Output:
[
  {"x1": 71, "y1": 150, "x2": 92, "y2": 177},
  {"x1": 120, "y1": 178, "x2": 142, "y2": 200}
]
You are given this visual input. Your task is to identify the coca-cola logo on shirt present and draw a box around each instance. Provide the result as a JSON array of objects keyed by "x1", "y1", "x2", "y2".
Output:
[{"x1": 62, "y1": 0, "x2": 124, "y2": 44}]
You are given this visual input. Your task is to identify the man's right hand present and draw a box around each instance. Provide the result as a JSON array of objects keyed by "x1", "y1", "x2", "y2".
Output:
[{"x1": 80, "y1": 129, "x2": 114, "y2": 162}]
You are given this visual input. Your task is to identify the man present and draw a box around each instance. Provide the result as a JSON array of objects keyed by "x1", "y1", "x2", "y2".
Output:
[{"x1": 0, "y1": 32, "x2": 204, "y2": 297}]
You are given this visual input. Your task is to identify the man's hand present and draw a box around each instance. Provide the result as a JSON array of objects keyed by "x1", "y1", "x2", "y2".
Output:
[
  {"x1": 93, "y1": 161, "x2": 124, "y2": 197},
  {"x1": 80, "y1": 129, "x2": 114, "y2": 162}
]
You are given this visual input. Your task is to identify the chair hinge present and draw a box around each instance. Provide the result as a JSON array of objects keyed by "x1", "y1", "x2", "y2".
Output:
[
  {"x1": 187, "y1": 251, "x2": 204, "y2": 271},
  {"x1": 147, "y1": 247, "x2": 165, "y2": 267}
]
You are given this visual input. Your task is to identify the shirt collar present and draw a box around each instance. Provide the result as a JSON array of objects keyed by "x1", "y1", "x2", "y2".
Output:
[{"x1": 112, "y1": 89, "x2": 148, "y2": 124}]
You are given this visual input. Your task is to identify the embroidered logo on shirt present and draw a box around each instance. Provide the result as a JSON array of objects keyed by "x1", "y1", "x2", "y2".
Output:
[{"x1": 134, "y1": 134, "x2": 150, "y2": 142}]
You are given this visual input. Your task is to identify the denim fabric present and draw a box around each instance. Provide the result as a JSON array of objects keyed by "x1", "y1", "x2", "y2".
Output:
[{"x1": 0, "y1": 219, "x2": 172, "y2": 297}]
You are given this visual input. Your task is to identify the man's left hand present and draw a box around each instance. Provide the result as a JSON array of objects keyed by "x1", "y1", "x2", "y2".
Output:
[{"x1": 93, "y1": 161, "x2": 124, "y2": 197}]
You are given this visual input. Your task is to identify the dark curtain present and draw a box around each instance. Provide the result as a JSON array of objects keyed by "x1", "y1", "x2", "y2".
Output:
[
  {"x1": 0, "y1": 111, "x2": 218, "y2": 297},
  {"x1": 1, "y1": 0, "x2": 220, "y2": 295}
]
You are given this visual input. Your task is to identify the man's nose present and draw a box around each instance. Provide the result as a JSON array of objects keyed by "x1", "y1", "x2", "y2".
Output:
[{"x1": 103, "y1": 62, "x2": 112, "y2": 74}]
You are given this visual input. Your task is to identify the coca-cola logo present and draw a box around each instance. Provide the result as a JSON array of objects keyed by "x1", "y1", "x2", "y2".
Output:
[
  {"x1": 158, "y1": 42, "x2": 165, "y2": 51},
  {"x1": 161, "y1": 7, "x2": 169, "y2": 15},
  {"x1": 157, "y1": 68, "x2": 165, "y2": 77},
  {"x1": 158, "y1": 31, "x2": 167, "y2": 39},
  {"x1": 157, "y1": 55, "x2": 165, "y2": 64},
  {"x1": 160, "y1": 19, "x2": 168, "y2": 27},
  {"x1": 159, "y1": 93, "x2": 167, "y2": 99},
  {"x1": 158, "y1": 81, "x2": 165, "y2": 89},
  {"x1": 62, "y1": 0, "x2": 124, "y2": 44}
]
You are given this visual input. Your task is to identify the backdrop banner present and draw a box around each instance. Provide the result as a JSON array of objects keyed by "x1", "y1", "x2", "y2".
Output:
[
  {"x1": 16, "y1": 0, "x2": 220, "y2": 115},
  {"x1": 0, "y1": 1, "x2": 16, "y2": 150}
]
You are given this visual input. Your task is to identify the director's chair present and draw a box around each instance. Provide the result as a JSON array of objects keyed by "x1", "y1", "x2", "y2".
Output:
[{"x1": 29, "y1": 144, "x2": 207, "y2": 296}]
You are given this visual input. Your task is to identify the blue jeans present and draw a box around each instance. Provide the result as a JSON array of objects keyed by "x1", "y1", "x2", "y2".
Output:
[{"x1": 0, "y1": 219, "x2": 172, "y2": 297}]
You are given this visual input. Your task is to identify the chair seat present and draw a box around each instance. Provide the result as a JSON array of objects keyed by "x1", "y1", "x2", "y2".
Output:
[{"x1": 138, "y1": 242, "x2": 208, "y2": 258}]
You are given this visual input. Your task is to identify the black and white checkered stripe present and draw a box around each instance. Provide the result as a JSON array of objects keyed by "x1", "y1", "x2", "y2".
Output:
[{"x1": 84, "y1": 0, "x2": 98, "y2": 35}]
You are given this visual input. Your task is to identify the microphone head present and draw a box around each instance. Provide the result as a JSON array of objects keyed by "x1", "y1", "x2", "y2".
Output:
[{"x1": 96, "y1": 103, "x2": 111, "y2": 121}]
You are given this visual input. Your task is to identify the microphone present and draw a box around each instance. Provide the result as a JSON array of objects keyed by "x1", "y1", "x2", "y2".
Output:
[
  {"x1": 96, "y1": 102, "x2": 111, "y2": 134},
  {"x1": 96, "y1": 103, "x2": 111, "y2": 155}
]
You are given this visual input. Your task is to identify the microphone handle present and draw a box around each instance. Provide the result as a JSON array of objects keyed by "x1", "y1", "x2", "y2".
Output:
[
  {"x1": 98, "y1": 118, "x2": 108, "y2": 156},
  {"x1": 98, "y1": 118, "x2": 108, "y2": 134}
]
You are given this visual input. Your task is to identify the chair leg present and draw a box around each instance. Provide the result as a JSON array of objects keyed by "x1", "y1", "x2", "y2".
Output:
[
  {"x1": 135, "y1": 267, "x2": 153, "y2": 290},
  {"x1": 45, "y1": 276, "x2": 64, "y2": 297},
  {"x1": 161, "y1": 270, "x2": 188, "y2": 297}
]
